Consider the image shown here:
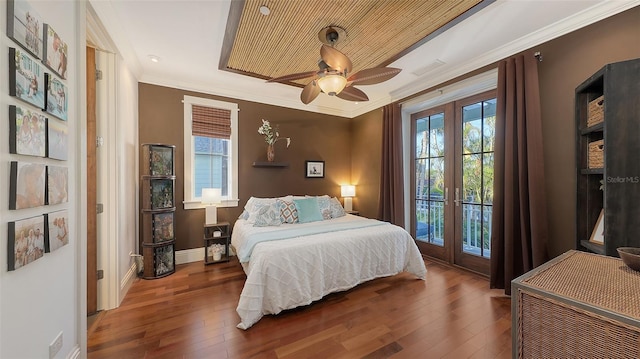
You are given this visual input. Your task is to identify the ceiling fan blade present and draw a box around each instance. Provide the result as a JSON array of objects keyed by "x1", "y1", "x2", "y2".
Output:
[
  {"x1": 337, "y1": 86, "x2": 369, "y2": 102},
  {"x1": 267, "y1": 71, "x2": 318, "y2": 83},
  {"x1": 320, "y1": 45, "x2": 352, "y2": 74},
  {"x1": 301, "y1": 81, "x2": 321, "y2": 104},
  {"x1": 347, "y1": 67, "x2": 402, "y2": 85}
]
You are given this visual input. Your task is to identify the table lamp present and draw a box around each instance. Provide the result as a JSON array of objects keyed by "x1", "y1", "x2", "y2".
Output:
[
  {"x1": 202, "y1": 188, "x2": 221, "y2": 224},
  {"x1": 341, "y1": 185, "x2": 356, "y2": 212}
]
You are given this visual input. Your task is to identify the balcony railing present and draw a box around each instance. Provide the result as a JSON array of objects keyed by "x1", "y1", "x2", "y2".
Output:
[{"x1": 415, "y1": 200, "x2": 492, "y2": 258}]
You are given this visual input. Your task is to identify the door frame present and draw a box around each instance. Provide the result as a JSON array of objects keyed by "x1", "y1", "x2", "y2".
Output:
[{"x1": 87, "y1": 4, "x2": 120, "y2": 311}]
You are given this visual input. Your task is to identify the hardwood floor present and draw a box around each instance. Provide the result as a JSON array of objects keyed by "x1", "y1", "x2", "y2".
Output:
[{"x1": 87, "y1": 257, "x2": 512, "y2": 358}]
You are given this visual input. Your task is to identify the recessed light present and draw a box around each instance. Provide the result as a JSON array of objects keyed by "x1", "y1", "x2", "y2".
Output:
[
  {"x1": 259, "y1": 5, "x2": 270, "y2": 16},
  {"x1": 148, "y1": 55, "x2": 160, "y2": 63}
]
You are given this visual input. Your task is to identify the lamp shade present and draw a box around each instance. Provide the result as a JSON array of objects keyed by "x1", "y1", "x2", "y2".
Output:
[
  {"x1": 341, "y1": 185, "x2": 356, "y2": 198},
  {"x1": 317, "y1": 74, "x2": 347, "y2": 96},
  {"x1": 201, "y1": 188, "x2": 221, "y2": 205}
]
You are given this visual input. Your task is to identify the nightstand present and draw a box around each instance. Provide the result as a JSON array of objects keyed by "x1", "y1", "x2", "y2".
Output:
[
  {"x1": 204, "y1": 221, "x2": 230, "y2": 264},
  {"x1": 346, "y1": 210, "x2": 360, "y2": 216}
]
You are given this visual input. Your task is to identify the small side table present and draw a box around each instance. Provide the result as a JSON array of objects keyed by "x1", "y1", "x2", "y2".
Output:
[
  {"x1": 204, "y1": 221, "x2": 230, "y2": 265},
  {"x1": 346, "y1": 210, "x2": 360, "y2": 216}
]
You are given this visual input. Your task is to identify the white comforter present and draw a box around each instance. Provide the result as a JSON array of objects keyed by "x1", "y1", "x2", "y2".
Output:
[{"x1": 232, "y1": 215, "x2": 427, "y2": 329}]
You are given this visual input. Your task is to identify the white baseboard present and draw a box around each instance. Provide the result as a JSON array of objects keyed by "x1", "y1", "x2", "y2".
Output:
[
  {"x1": 175, "y1": 247, "x2": 205, "y2": 265},
  {"x1": 119, "y1": 262, "x2": 138, "y2": 302}
]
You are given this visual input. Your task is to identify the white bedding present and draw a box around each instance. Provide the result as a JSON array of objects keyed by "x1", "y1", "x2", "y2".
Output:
[{"x1": 232, "y1": 214, "x2": 427, "y2": 329}]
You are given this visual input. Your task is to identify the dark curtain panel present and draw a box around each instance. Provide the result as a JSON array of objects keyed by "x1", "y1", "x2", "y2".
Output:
[
  {"x1": 490, "y1": 53, "x2": 549, "y2": 295},
  {"x1": 378, "y1": 102, "x2": 405, "y2": 226}
]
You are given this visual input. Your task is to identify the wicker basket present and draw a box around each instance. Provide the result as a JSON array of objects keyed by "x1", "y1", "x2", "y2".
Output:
[
  {"x1": 588, "y1": 139, "x2": 604, "y2": 168},
  {"x1": 587, "y1": 95, "x2": 604, "y2": 127}
]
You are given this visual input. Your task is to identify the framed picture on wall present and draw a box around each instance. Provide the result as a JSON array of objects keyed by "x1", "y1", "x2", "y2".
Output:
[
  {"x1": 10, "y1": 161, "x2": 46, "y2": 210},
  {"x1": 45, "y1": 73, "x2": 68, "y2": 121},
  {"x1": 9, "y1": 47, "x2": 45, "y2": 109},
  {"x1": 46, "y1": 165, "x2": 68, "y2": 205},
  {"x1": 9, "y1": 104, "x2": 46, "y2": 157},
  {"x1": 42, "y1": 24, "x2": 68, "y2": 79},
  {"x1": 8, "y1": 215, "x2": 46, "y2": 271},
  {"x1": 45, "y1": 210, "x2": 69, "y2": 253},
  {"x1": 305, "y1": 160, "x2": 325, "y2": 178},
  {"x1": 7, "y1": 0, "x2": 43, "y2": 59},
  {"x1": 47, "y1": 118, "x2": 68, "y2": 160}
]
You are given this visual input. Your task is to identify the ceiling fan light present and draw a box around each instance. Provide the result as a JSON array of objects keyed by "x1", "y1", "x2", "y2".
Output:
[{"x1": 317, "y1": 74, "x2": 347, "y2": 96}]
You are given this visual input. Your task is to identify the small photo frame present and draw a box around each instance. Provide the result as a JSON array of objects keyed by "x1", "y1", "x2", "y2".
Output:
[
  {"x1": 43, "y1": 24, "x2": 67, "y2": 79},
  {"x1": 8, "y1": 215, "x2": 46, "y2": 271},
  {"x1": 45, "y1": 73, "x2": 68, "y2": 121},
  {"x1": 589, "y1": 209, "x2": 604, "y2": 244},
  {"x1": 305, "y1": 160, "x2": 325, "y2": 178},
  {"x1": 150, "y1": 178, "x2": 174, "y2": 209},
  {"x1": 9, "y1": 104, "x2": 46, "y2": 157},
  {"x1": 152, "y1": 212, "x2": 174, "y2": 243},
  {"x1": 10, "y1": 161, "x2": 46, "y2": 210},
  {"x1": 149, "y1": 145, "x2": 174, "y2": 176},
  {"x1": 46, "y1": 165, "x2": 68, "y2": 205},
  {"x1": 46, "y1": 210, "x2": 69, "y2": 253},
  {"x1": 47, "y1": 118, "x2": 68, "y2": 160},
  {"x1": 9, "y1": 47, "x2": 45, "y2": 109},
  {"x1": 154, "y1": 244, "x2": 175, "y2": 277},
  {"x1": 7, "y1": 0, "x2": 43, "y2": 59}
]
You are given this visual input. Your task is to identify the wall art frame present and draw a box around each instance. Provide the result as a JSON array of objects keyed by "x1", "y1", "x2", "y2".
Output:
[
  {"x1": 7, "y1": 0, "x2": 43, "y2": 59},
  {"x1": 8, "y1": 215, "x2": 45, "y2": 271},
  {"x1": 9, "y1": 104, "x2": 46, "y2": 157},
  {"x1": 10, "y1": 161, "x2": 46, "y2": 210},
  {"x1": 305, "y1": 160, "x2": 325, "y2": 178},
  {"x1": 9, "y1": 47, "x2": 45, "y2": 109},
  {"x1": 47, "y1": 118, "x2": 68, "y2": 160},
  {"x1": 45, "y1": 73, "x2": 68, "y2": 121},
  {"x1": 42, "y1": 24, "x2": 67, "y2": 79},
  {"x1": 45, "y1": 210, "x2": 69, "y2": 253},
  {"x1": 46, "y1": 165, "x2": 68, "y2": 205}
]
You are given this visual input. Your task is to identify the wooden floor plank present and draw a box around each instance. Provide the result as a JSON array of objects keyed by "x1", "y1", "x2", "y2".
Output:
[{"x1": 88, "y1": 257, "x2": 511, "y2": 358}]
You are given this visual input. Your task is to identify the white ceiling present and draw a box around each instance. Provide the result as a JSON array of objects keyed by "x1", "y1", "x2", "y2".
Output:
[{"x1": 89, "y1": 0, "x2": 639, "y2": 118}]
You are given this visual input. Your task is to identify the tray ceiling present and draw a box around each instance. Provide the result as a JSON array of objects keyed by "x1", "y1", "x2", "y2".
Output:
[{"x1": 222, "y1": 0, "x2": 486, "y2": 85}]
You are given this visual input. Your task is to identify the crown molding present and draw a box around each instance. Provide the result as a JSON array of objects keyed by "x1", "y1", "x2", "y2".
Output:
[{"x1": 391, "y1": 1, "x2": 640, "y2": 101}]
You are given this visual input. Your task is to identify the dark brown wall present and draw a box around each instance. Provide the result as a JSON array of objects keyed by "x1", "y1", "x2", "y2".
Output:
[
  {"x1": 351, "y1": 6, "x2": 640, "y2": 259},
  {"x1": 139, "y1": 84, "x2": 352, "y2": 250},
  {"x1": 351, "y1": 108, "x2": 384, "y2": 219},
  {"x1": 534, "y1": 6, "x2": 640, "y2": 258}
]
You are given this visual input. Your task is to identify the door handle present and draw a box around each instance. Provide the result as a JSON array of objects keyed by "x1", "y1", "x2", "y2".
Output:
[
  {"x1": 444, "y1": 187, "x2": 449, "y2": 206},
  {"x1": 454, "y1": 188, "x2": 461, "y2": 206}
]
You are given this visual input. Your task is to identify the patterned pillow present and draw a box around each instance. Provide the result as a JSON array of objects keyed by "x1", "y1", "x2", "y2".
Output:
[
  {"x1": 245, "y1": 197, "x2": 277, "y2": 223},
  {"x1": 277, "y1": 199, "x2": 299, "y2": 223},
  {"x1": 252, "y1": 202, "x2": 281, "y2": 227},
  {"x1": 238, "y1": 210, "x2": 250, "y2": 220},
  {"x1": 316, "y1": 196, "x2": 332, "y2": 220},
  {"x1": 329, "y1": 197, "x2": 346, "y2": 218}
]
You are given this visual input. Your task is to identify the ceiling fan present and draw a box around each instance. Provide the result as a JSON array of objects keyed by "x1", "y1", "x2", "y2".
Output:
[{"x1": 267, "y1": 26, "x2": 402, "y2": 104}]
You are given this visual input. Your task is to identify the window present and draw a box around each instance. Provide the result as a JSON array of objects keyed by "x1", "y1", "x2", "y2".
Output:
[{"x1": 183, "y1": 96, "x2": 238, "y2": 209}]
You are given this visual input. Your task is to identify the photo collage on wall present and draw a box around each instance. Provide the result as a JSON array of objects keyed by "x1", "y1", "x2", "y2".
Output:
[{"x1": 6, "y1": 0, "x2": 71, "y2": 271}]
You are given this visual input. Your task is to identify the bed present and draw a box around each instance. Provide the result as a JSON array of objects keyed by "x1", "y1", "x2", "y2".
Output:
[{"x1": 231, "y1": 198, "x2": 427, "y2": 330}]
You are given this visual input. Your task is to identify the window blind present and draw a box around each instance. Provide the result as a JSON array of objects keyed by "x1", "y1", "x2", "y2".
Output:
[{"x1": 192, "y1": 105, "x2": 231, "y2": 139}]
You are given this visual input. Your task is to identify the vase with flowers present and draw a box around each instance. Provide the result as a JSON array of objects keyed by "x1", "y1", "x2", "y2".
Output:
[{"x1": 258, "y1": 119, "x2": 291, "y2": 162}]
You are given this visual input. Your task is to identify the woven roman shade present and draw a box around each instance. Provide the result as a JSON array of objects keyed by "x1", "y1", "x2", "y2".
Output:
[{"x1": 192, "y1": 105, "x2": 231, "y2": 139}]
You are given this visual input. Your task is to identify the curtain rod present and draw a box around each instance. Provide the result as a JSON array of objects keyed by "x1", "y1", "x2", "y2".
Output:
[{"x1": 534, "y1": 52, "x2": 543, "y2": 62}]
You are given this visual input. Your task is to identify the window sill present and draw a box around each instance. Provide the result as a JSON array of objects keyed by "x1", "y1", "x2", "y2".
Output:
[{"x1": 183, "y1": 199, "x2": 239, "y2": 210}]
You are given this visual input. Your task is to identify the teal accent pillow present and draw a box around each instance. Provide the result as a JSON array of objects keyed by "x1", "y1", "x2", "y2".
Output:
[{"x1": 293, "y1": 198, "x2": 324, "y2": 223}]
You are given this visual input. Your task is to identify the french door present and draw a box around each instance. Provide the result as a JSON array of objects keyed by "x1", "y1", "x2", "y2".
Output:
[{"x1": 411, "y1": 91, "x2": 496, "y2": 275}]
